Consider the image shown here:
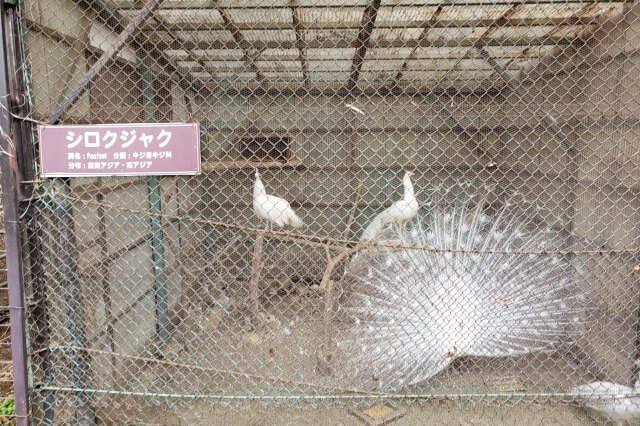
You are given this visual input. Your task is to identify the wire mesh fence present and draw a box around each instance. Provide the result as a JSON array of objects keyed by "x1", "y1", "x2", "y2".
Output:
[
  {"x1": 0, "y1": 182, "x2": 16, "y2": 425},
  {"x1": 2, "y1": 0, "x2": 640, "y2": 423}
]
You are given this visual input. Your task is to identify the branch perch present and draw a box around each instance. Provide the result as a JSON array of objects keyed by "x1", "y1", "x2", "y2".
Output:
[
  {"x1": 316, "y1": 244, "x2": 364, "y2": 376},
  {"x1": 250, "y1": 232, "x2": 265, "y2": 328}
]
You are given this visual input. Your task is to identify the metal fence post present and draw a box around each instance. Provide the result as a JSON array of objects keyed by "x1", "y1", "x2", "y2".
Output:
[
  {"x1": 141, "y1": 50, "x2": 169, "y2": 346},
  {"x1": 53, "y1": 180, "x2": 95, "y2": 425},
  {"x1": 0, "y1": 1, "x2": 29, "y2": 424}
]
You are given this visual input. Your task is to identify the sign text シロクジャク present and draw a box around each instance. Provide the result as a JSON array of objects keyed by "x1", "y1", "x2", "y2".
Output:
[{"x1": 38, "y1": 123, "x2": 201, "y2": 177}]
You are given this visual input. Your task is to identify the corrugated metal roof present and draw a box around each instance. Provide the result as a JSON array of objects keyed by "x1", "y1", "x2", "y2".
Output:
[{"x1": 109, "y1": 0, "x2": 625, "y2": 89}]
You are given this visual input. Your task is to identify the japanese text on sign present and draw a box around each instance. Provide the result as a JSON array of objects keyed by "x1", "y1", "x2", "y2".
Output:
[{"x1": 38, "y1": 123, "x2": 201, "y2": 177}]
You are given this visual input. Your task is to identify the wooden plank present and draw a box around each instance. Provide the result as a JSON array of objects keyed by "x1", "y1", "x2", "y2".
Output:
[
  {"x1": 291, "y1": 4, "x2": 309, "y2": 85},
  {"x1": 169, "y1": 48, "x2": 549, "y2": 62},
  {"x1": 202, "y1": 77, "x2": 507, "y2": 94},
  {"x1": 484, "y1": 2, "x2": 599, "y2": 84},
  {"x1": 136, "y1": 15, "x2": 606, "y2": 32},
  {"x1": 444, "y1": 3, "x2": 523, "y2": 81},
  {"x1": 74, "y1": 0, "x2": 209, "y2": 94},
  {"x1": 346, "y1": 0, "x2": 382, "y2": 89},
  {"x1": 51, "y1": 29, "x2": 90, "y2": 110},
  {"x1": 146, "y1": 33, "x2": 577, "y2": 51},
  {"x1": 181, "y1": 63, "x2": 519, "y2": 73},
  {"x1": 202, "y1": 159, "x2": 304, "y2": 170},
  {"x1": 395, "y1": 6, "x2": 443, "y2": 83},
  {"x1": 152, "y1": 15, "x2": 220, "y2": 78},
  {"x1": 24, "y1": 19, "x2": 133, "y2": 66},
  {"x1": 217, "y1": 6, "x2": 264, "y2": 81},
  {"x1": 112, "y1": 0, "x2": 630, "y2": 10}
]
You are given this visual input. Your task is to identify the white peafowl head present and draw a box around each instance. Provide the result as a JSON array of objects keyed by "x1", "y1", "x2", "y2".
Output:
[
  {"x1": 403, "y1": 170, "x2": 416, "y2": 199},
  {"x1": 253, "y1": 169, "x2": 266, "y2": 199}
]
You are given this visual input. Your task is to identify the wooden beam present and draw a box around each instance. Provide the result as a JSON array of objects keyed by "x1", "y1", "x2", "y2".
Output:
[
  {"x1": 479, "y1": 47, "x2": 573, "y2": 146},
  {"x1": 395, "y1": 6, "x2": 443, "y2": 84},
  {"x1": 202, "y1": 78, "x2": 508, "y2": 95},
  {"x1": 24, "y1": 17, "x2": 203, "y2": 95},
  {"x1": 143, "y1": 34, "x2": 577, "y2": 51},
  {"x1": 444, "y1": 3, "x2": 523, "y2": 81},
  {"x1": 24, "y1": 19, "x2": 135, "y2": 67},
  {"x1": 76, "y1": 0, "x2": 126, "y2": 34},
  {"x1": 217, "y1": 6, "x2": 264, "y2": 82},
  {"x1": 486, "y1": 2, "x2": 598, "y2": 84},
  {"x1": 152, "y1": 15, "x2": 220, "y2": 79},
  {"x1": 50, "y1": 0, "x2": 164, "y2": 123},
  {"x1": 75, "y1": 0, "x2": 209, "y2": 95},
  {"x1": 346, "y1": 0, "x2": 381, "y2": 90},
  {"x1": 198, "y1": 121, "x2": 575, "y2": 137},
  {"x1": 51, "y1": 30, "x2": 90, "y2": 112},
  {"x1": 180, "y1": 63, "x2": 520, "y2": 74},
  {"x1": 167, "y1": 49, "x2": 550, "y2": 62},
  {"x1": 111, "y1": 0, "x2": 629, "y2": 10},
  {"x1": 291, "y1": 3, "x2": 309, "y2": 86},
  {"x1": 136, "y1": 15, "x2": 606, "y2": 32}
]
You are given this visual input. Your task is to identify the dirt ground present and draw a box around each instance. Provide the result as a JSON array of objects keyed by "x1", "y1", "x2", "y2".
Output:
[
  {"x1": 0, "y1": 209, "x2": 12, "y2": 399},
  {"x1": 93, "y1": 398, "x2": 616, "y2": 425}
]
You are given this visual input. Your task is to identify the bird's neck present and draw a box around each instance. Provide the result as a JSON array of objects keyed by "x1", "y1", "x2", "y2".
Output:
[
  {"x1": 403, "y1": 175, "x2": 415, "y2": 201},
  {"x1": 254, "y1": 177, "x2": 266, "y2": 199}
]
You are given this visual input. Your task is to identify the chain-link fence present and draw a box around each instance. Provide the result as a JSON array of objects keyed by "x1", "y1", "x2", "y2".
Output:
[
  {"x1": 1, "y1": 0, "x2": 640, "y2": 423},
  {"x1": 0, "y1": 182, "x2": 16, "y2": 425}
]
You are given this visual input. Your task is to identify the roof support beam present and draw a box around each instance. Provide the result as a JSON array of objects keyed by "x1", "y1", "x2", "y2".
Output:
[
  {"x1": 50, "y1": 0, "x2": 163, "y2": 123},
  {"x1": 63, "y1": 0, "x2": 209, "y2": 108},
  {"x1": 395, "y1": 5, "x2": 443, "y2": 85},
  {"x1": 51, "y1": 25, "x2": 90, "y2": 112},
  {"x1": 217, "y1": 6, "x2": 264, "y2": 82},
  {"x1": 136, "y1": 15, "x2": 604, "y2": 32},
  {"x1": 153, "y1": 15, "x2": 220, "y2": 80},
  {"x1": 165, "y1": 48, "x2": 550, "y2": 62},
  {"x1": 486, "y1": 1, "x2": 598, "y2": 84},
  {"x1": 478, "y1": 46, "x2": 572, "y2": 150},
  {"x1": 346, "y1": 0, "x2": 381, "y2": 90},
  {"x1": 184, "y1": 64, "x2": 516, "y2": 74},
  {"x1": 144, "y1": 34, "x2": 575, "y2": 51},
  {"x1": 444, "y1": 2, "x2": 523, "y2": 82},
  {"x1": 291, "y1": 2, "x2": 309, "y2": 86},
  {"x1": 202, "y1": 79, "x2": 509, "y2": 96},
  {"x1": 79, "y1": 0, "x2": 198, "y2": 78},
  {"x1": 113, "y1": 0, "x2": 627, "y2": 9}
]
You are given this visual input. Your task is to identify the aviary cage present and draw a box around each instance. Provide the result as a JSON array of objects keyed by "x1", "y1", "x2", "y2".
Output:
[{"x1": 0, "y1": 0, "x2": 639, "y2": 423}]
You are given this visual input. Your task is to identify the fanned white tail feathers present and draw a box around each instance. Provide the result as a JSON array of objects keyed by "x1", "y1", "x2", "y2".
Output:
[{"x1": 340, "y1": 201, "x2": 584, "y2": 390}]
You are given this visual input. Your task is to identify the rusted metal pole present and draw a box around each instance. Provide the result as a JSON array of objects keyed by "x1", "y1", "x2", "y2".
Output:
[
  {"x1": 3, "y1": 1, "x2": 55, "y2": 421},
  {"x1": 54, "y1": 181, "x2": 95, "y2": 425},
  {"x1": 95, "y1": 181, "x2": 116, "y2": 375},
  {"x1": 0, "y1": 146, "x2": 29, "y2": 426},
  {"x1": 26, "y1": 207, "x2": 54, "y2": 424},
  {"x1": 140, "y1": 50, "x2": 170, "y2": 345},
  {"x1": 0, "y1": 3, "x2": 29, "y2": 423}
]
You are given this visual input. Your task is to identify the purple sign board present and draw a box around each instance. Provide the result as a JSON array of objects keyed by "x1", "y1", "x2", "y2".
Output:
[{"x1": 38, "y1": 123, "x2": 201, "y2": 177}]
